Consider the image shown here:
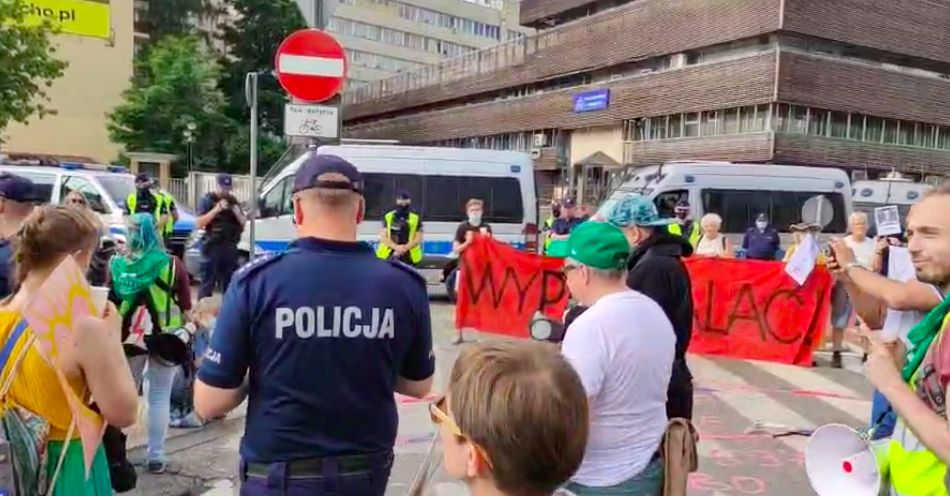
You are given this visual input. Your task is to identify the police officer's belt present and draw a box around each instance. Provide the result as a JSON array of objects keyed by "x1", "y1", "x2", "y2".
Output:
[{"x1": 245, "y1": 454, "x2": 377, "y2": 478}]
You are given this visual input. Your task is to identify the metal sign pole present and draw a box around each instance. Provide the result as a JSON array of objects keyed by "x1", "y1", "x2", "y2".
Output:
[{"x1": 245, "y1": 72, "x2": 259, "y2": 260}]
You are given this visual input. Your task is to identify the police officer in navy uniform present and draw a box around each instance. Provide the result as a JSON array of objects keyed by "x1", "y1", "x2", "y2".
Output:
[
  {"x1": 196, "y1": 173, "x2": 246, "y2": 298},
  {"x1": 0, "y1": 173, "x2": 36, "y2": 298},
  {"x1": 194, "y1": 155, "x2": 434, "y2": 495}
]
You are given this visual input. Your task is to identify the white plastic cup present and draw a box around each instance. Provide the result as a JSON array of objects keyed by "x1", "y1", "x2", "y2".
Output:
[{"x1": 90, "y1": 286, "x2": 109, "y2": 316}]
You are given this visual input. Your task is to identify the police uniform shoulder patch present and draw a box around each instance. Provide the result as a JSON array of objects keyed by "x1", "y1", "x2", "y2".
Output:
[
  {"x1": 386, "y1": 259, "x2": 426, "y2": 288},
  {"x1": 232, "y1": 251, "x2": 285, "y2": 284}
]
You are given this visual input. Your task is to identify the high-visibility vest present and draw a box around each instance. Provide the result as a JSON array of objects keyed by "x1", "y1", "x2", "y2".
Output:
[
  {"x1": 886, "y1": 313, "x2": 950, "y2": 495},
  {"x1": 376, "y1": 211, "x2": 423, "y2": 264},
  {"x1": 118, "y1": 259, "x2": 183, "y2": 333},
  {"x1": 127, "y1": 192, "x2": 174, "y2": 236},
  {"x1": 543, "y1": 217, "x2": 555, "y2": 252},
  {"x1": 668, "y1": 221, "x2": 701, "y2": 247}
]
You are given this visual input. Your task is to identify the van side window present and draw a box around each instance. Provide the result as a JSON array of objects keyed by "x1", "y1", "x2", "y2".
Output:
[
  {"x1": 259, "y1": 176, "x2": 292, "y2": 218},
  {"x1": 61, "y1": 176, "x2": 110, "y2": 214},
  {"x1": 654, "y1": 190, "x2": 687, "y2": 218},
  {"x1": 702, "y1": 189, "x2": 847, "y2": 232},
  {"x1": 363, "y1": 173, "x2": 525, "y2": 224},
  {"x1": 13, "y1": 172, "x2": 55, "y2": 204}
]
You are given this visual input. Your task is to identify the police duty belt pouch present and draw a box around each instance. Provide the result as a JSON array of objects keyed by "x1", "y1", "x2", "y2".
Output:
[{"x1": 0, "y1": 320, "x2": 52, "y2": 496}]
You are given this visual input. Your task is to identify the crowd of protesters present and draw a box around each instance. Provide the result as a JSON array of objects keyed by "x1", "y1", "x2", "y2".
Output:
[
  {"x1": 0, "y1": 170, "x2": 241, "y2": 495},
  {"x1": 2, "y1": 150, "x2": 948, "y2": 496}
]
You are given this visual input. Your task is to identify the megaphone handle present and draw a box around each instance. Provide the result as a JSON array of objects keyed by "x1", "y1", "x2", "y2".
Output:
[{"x1": 865, "y1": 407, "x2": 895, "y2": 440}]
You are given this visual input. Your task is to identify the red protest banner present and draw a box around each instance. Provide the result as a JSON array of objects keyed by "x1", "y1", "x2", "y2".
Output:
[
  {"x1": 685, "y1": 257, "x2": 833, "y2": 366},
  {"x1": 455, "y1": 237, "x2": 569, "y2": 338}
]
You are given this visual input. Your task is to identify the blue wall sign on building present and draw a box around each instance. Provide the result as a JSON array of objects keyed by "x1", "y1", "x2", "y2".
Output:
[{"x1": 573, "y1": 88, "x2": 610, "y2": 113}]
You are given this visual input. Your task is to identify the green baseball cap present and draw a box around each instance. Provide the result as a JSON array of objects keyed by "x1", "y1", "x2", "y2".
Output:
[{"x1": 565, "y1": 221, "x2": 631, "y2": 270}]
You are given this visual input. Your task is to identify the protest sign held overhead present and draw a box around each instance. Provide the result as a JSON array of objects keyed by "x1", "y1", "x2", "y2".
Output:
[{"x1": 874, "y1": 205, "x2": 902, "y2": 236}]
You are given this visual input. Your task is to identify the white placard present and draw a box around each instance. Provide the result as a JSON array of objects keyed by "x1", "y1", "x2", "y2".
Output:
[
  {"x1": 284, "y1": 103, "x2": 339, "y2": 138},
  {"x1": 874, "y1": 205, "x2": 902, "y2": 237},
  {"x1": 784, "y1": 233, "x2": 820, "y2": 286}
]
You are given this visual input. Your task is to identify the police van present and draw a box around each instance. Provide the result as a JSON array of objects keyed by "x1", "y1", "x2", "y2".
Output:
[
  {"x1": 247, "y1": 144, "x2": 538, "y2": 286},
  {"x1": 0, "y1": 161, "x2": 197, "y2": 262},
  {"x1": 600, "y1": 161, "x2": 854, "y2": 248},
  {"x1": 852, "y1": 174, "x2": 931, "y2": 236}
]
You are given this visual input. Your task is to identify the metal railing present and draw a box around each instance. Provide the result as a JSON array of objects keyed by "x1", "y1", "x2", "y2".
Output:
[{"x1": 167, "y1": 172, "x2": 255, "y2": 211}]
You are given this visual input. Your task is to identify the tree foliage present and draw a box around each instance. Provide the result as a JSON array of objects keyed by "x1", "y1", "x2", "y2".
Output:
[
  {"x1": 0, "y1": 0, "x2": 68, "y2": 139},
  {"x1": 218, "y1": 0, "x2": 306, "y2": 134},
  {"x1": 137, "y1": 0, "x2": 214, "y2": 46},
  {"x1": 108, "y1": 36, "x2": 230, "y2": 174}
]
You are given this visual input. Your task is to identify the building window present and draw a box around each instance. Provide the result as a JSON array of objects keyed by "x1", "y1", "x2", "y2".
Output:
[
  {"x1": 668, "y1": 114, "x2": 683, "y2": 139},
  {"x1": 830, "y1": 111, "x2": 849, "y2": 138},
  {"x1": 701, "y1": 111, "x2": 719, "y2": 136},
  {"x1": 866, "y1": 116, "x2": 884, "y2": 143},
  {"x1": 684, "y1": 113, "x2": 700, "y2": 137}
]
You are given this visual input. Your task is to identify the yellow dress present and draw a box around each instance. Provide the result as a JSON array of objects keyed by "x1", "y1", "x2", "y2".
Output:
[{"x1": 0, "y1": 311, "x2": 112, "y2": 495}]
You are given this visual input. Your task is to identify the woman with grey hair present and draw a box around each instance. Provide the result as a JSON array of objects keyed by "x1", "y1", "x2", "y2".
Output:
[{"x1": 694, "y1": 213, "x2": 733, "y2": 258}]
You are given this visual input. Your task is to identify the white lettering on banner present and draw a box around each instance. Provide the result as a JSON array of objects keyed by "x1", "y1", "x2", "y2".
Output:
[{"x1": 275, "y1": 306, "x2": 396, "y2": 339}]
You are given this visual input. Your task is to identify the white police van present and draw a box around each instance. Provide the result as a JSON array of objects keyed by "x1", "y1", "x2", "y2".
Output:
[
  {"x1": 852, "y1": 174, "x2": 931, "y2": 236},
  {"x1": 246, "y1": 144, "x2": 538, "y2": 286},
  {"x1": 0, "y1": 161, "x2": 197, "y2": 256},
  {"x1": 600, "y1": 161, "x2": 854, "y2": 249}
]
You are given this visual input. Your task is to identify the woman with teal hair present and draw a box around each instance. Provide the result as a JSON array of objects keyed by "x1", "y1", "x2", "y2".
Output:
[{"x1": 109, "y1": 213, "x2": 192, "y2": 475}]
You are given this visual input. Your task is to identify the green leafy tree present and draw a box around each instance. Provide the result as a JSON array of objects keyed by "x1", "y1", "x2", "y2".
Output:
[
  {"x1": 0, "y1": 0, "x2": 68, "y2": 140},
  {"x1": 218, "y1": 0, "x2": 306, "y2": 134},
  {"x1": 108, "y1": 36, "x2": 230, "y2": 175},
  {"x1": 137, "y1": 0, "x2": 214, "y2": 46}
]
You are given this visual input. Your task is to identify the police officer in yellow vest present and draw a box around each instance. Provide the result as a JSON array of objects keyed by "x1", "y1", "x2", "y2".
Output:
[
  {"x1": 668, "y1": 200, "x2": 701, "y2": 248},
  {"x1": 376, "y1": 190, "x2": 424, "y2": 266},
  {"x1": 126, "y1": 174, "x2": 177, "y2": 240},
  {"x1": 859, "y1": 186, "x2": 950, "y2": 495}
]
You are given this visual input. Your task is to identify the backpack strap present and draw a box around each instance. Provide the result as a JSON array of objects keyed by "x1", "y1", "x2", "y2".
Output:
[{"x1": 0, "y1": 320, "x2": 31, "y2": 401}]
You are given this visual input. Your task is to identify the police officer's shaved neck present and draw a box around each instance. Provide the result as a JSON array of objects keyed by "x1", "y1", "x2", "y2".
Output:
[
  {"x1": 0, "y1": 200, "x2": 34, "y2": 240},
  {"x1": 294, "y1": 173, "x2": 364, "y2": 242}
]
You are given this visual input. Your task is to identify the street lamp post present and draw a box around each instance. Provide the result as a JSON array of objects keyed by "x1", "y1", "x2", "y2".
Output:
[{"x1": 183, "y1": 122, "x2": 197, "y2": 173}]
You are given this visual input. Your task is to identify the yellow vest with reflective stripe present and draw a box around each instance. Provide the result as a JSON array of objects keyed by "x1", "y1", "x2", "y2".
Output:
[
  {"x1": 887, "y1": 314, "x2": 950, "y2": 496},
  {"x1": 127, "y1": 192, "x2": 174, "y2": 236},
  {"x1": 668, "y1": 221, "x2": 701, "y2": 247},
  {"x1": 376, "y1": 211, "x2": 422, "y2": 264},
  {"x1": 544, "y1": 217, "x2": 555, "y2": 252}
]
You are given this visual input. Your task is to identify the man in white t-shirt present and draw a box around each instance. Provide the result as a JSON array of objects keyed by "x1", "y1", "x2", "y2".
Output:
[
  {"x1": 829, "y1": 212, "x2": 877, "y2": 368},
  {"x1": 559, "y1": 221, "x2": 674, "y2": 496}
]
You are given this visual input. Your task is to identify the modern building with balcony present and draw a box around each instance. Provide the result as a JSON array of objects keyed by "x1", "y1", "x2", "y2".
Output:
[{"x1": 341, "y1": 0, "x2": 950, "y2": 204}]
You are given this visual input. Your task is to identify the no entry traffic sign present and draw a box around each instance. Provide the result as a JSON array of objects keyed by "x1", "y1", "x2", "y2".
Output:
[{"x1": 274, "y1": 29, "x2": 348, "y2": 103}]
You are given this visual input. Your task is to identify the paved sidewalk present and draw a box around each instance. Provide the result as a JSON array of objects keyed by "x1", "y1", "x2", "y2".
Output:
[{"x1": 125, "y1": 397, "x2": 247, "y2": 450}]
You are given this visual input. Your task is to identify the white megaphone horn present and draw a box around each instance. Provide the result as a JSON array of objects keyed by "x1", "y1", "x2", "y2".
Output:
[{"x1": 805, "y1": 424, "x2": 886, "y2": 496}]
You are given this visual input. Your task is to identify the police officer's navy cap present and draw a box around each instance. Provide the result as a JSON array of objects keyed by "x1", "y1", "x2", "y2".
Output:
[
  {"x1": 396, "y1": 190, "x2": 411, "y2": 200},
  {"x1": 135, "y1": 173, "x2": 150, "y2": 183},
  {"x1": 0, "y1": 173, "x2": 37, "y2": 203},
  {"x1": 216, "y1": 173, "x2": 234, "y2": 188},
  {"x1": 294, "y1": 154, "x2": 363, "y2": 193}
]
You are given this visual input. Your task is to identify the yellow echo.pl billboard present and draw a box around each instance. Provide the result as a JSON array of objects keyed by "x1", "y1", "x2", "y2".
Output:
[{"x1": 21, "y1": 0, "x2": 111, "y2": 39}]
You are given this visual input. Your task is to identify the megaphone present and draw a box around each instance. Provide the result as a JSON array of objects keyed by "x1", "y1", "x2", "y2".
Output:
[{"x1": 805, "y1": 424, "x2": 885, "y2": 496}]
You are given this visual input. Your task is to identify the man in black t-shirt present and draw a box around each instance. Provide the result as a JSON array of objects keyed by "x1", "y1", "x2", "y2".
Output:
[{"x1": 450, "y1": 198, "x2": 492, "y2": 344}]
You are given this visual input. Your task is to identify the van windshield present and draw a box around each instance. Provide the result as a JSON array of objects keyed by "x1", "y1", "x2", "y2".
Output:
[{"x1": 702, "y1": 189, "x2": 848, "y2": 233}]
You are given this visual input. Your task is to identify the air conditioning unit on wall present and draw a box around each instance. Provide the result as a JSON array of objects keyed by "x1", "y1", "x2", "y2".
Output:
[
  {"x1": 530, "y1": 149, "x2": 542, "y2": 159},
  {"x1": 533, "y1": 133, "x2": 547, "y2": 147}
]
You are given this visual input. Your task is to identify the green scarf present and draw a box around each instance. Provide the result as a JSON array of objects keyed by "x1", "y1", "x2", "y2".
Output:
[
  {"x1": 902, "y1": 295, "x2": 950, "y2": 381},
  {"x1": 110, "y1": 213, "x2": 170, "y2": 299}
]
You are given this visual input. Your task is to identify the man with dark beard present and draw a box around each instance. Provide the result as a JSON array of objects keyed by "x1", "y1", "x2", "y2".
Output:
[
  {"x1": 863, "y1": 184, "x2": 950, "y2": 494},
  {"x1": 604, "y1": 194, "x2": 695, "y2": 420}
]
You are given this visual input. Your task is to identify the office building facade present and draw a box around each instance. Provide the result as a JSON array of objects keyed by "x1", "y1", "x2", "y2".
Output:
[
  {"x1": 329, "y1": 0, "x2": 530, "y2": 87},
  {"x1": 2, "y1": 0, "x2": 133, "y2": 163},
  {"x1": 341, "y1": 0, "x2": 950, "y2": 202}
]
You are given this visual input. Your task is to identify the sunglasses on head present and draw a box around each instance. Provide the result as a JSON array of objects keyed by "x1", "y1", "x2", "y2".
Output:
[{"x1": 428, "y1": 395, "x2": 494, "y2": 469}]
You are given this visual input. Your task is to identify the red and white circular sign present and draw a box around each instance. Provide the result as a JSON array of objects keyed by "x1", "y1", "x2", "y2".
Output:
[{"x1": 274, "y1": 29, "x2": 348, "y2": 103}]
